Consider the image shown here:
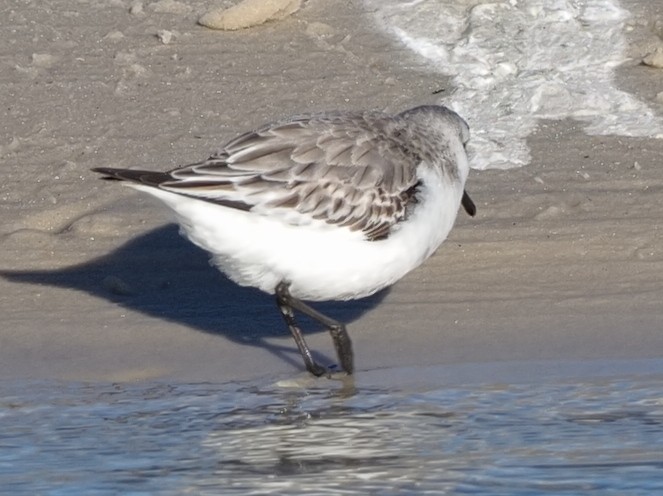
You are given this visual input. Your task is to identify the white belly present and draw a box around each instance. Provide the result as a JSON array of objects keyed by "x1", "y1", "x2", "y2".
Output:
[{"x1": 130, "y1": 167, "x2": 464, "y2": 301}]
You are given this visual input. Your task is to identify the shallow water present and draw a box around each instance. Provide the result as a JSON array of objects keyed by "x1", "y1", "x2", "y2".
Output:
[{"x1": 2, "y1": 371, "x2": 663, "y2": 495}]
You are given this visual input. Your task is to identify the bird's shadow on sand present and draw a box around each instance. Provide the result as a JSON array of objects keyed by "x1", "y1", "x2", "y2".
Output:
[{"x1": 1, "y1": 225, "x2": 388, "y2": 372}]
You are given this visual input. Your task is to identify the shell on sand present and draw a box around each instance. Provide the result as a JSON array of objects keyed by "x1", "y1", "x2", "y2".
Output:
[{"x1": 198, "y1": 0, "x2": 302, "y2": 31}]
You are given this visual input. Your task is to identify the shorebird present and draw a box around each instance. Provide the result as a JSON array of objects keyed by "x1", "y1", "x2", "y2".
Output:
[{"x1": 93, "y1": 104, "x2": 475, "y2": 376}]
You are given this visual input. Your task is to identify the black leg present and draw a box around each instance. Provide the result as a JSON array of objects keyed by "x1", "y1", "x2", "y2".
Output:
[
  {"x1": 275, "y1": 284, "x2": 328, "y2": 376},
  {"x1": 275, "y1": 282, "x2": 354, "y2": 375}
]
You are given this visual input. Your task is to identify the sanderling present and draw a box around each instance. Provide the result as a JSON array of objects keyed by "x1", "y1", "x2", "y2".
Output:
[{"x1": 93, "y1": 104, "x2": 476, "y2": 377}]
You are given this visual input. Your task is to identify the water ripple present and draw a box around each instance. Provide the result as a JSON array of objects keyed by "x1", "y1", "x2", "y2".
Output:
[{"x1": 1, "y1": 377, "x2": 662, "y2": 494}]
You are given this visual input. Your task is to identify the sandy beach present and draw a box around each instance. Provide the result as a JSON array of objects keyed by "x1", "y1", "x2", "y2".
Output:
[{"x1": 1, "y1": 0, "x2": 662, "y2": 385}]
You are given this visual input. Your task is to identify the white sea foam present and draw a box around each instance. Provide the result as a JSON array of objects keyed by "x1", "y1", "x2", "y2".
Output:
[{"x1": 366, "y1": 0, "x2": 663, "y2": 169}]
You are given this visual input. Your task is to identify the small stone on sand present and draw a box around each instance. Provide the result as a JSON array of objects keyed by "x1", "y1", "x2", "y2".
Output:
[
  {"x1": 129, "y1": 1, "x2": 143, "y2": 15},
  {"x1": 642, "y1": 47, "x2": 663, "y2": 68},
  {"x1": 198, "y1": 0, "x2": 302, "y2": 31},
  {"x1": 156, "y1": 30, "x2": 174, "y2": 45}
]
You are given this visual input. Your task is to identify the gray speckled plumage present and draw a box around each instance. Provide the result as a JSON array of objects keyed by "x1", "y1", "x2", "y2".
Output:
[{"x1": 94, "y1": 105, "x2": 472, "y2": 242}]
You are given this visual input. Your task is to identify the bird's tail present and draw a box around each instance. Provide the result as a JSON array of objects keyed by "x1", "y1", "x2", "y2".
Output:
[{"x1": 91, "y1": 167, "x2": 171, "y2": 187}]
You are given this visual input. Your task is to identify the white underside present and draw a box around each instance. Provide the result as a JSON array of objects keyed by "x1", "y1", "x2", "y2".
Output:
[{"x1": 128, "y1": 165, "x2": 464, "y2": 301}]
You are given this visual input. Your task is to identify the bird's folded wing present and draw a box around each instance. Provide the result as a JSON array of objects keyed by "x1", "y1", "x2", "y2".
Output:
[{"x1": 161, "y1": 113, "x2": 422, "y2": 240}]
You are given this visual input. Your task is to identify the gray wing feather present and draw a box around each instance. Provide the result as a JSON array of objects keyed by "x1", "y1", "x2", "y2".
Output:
[{"x1": 160, "y1": 112, "x2": 421, "y2": 241}]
